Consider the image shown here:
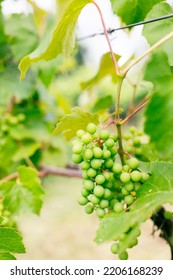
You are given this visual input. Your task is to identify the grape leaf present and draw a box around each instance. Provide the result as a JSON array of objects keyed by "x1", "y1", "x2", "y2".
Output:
[
  {"x1": 0, "y1": 227, "x2": 25, "y2": 254},
  {"x1": 12, "y1": 142, "x2": 40, "y2": 162},
  {"x1": 143, "y1": 2, "x2": 173, "y2": 65},
  {"x1": 0, "y1": 252, "x2": 16, "y2": 260},
  {"x1": 144, "y1": 52, "x2": 173, "y2": 159},
  {"x1": 19, "y1": 0, "x2": 92, "y2": 80},
  {"x1": 95, "y1": 161, "x2": 173, "y2": 244},
  {"x1": 92, "y1": 95, "x2": 113, "y2": 113},
  {"x1": 110, "y1": 0, "x2": 163, "y2": 25},
  {"x1": 0, "y1": 166, "x2": 44, "y2": 214},
  {"x1": 81, "y1": 52, "x2": 120, "y2": 90},
  {"x1": 53, "y1": 106, "x2": 99, "y2": 140}
]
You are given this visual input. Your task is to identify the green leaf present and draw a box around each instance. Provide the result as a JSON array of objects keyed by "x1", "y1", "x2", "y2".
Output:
[
  {"x1": 95, "y1": 161, "x2": 173, "y2": 244},
  {"x1": 0, "y1": 252, "x2": 16, "y2": 260},
  {"x1": 53, "y1": 106, "x2": 99, "y2": 140},
  {"x1": 19, "y1": 0, "x2": 92, "y2": 80},
  {"x1": 110, "y1": 0, "x2": 163, "y2": 25},
  {"x1": 92, "y1": 95, "x2": 113, "y2": 113},
  {"x1": 0, "y1": 227, "x2": 25, "y2": 253},
  {"x1": 143, "y1": 2, "x2": 173, "y2": 65},
  {"x1": 144, "y1": 52, "x2": 173, "y2": 159},
  {"x1": 12, "y1": 142, "x2": 40, "y2": 162},
  {"x1": 0, "y1": 166, "x2": 44, "y2": 214},
  {"x1": 81, "y1": 52, "x2": 120, "y2": 90}
]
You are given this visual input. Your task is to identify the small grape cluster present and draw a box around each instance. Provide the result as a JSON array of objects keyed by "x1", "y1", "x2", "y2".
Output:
[
  {"x1": 0, "y1": 199, "x2": 15, "y2": 228},
  {"x1": 123, "y1": 126, "x2": 145, "y2": 157},
  {"x1": 0, "y1": 113, "x2": 26, "y2": 135}
]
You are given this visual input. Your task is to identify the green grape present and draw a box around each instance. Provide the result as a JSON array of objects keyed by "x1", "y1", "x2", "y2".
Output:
[
  {"x1": 134, "y1": 148, "x2": 142, "y2": 155},
  {"x1": 119, "y1": 233, "x2": 126, "y2": 241},
  {"x1": 121, "y1": 187, "x2": 129, "y2": 196},
  {"x1": 76, "y1": 129, "x2": 85, "y2": 138},
  {"x1": 87, "y1": 168, "x2": 97, "y2": 178},
  {"x1": 122, "y1": 165, "x2": 130, "y2": 172},
  {"x1": 164, "y1": 211, "x2": 173, "y2": 219},
  {"x1": 133, "y1": 228, "x2": 141, "y2": 237},
  {"x1": 109, "y1": 133, "x2": 118, "y2": 142},
  {"x1": 133, "y1": 137, "x2": 141, "y2": 146},
  {"x1": 81, "y1": 188, "x2": 90, "y2": 197},
  {"x1": 81, "y1": 161, "x2": 90, "y2": 170},
  {"x1": 85, "y1": 204, "x2": 94, "y2": 214},
  {"x1": 103, "y1": 188, "x2": 112, "y2": 199},
  {"x1": 125, "y1": 182, "x2": 134, "y2": 192},
  {"x1": 78, "y1": 196, "x2": 88, "y2": 206},
  {"x1": 81, "y1": 133, "x2": 92, "y2": 144},
  {"x1": 124, "y1": 195, "x2": 134, "y2": 205},
  {"x1": 105, "y1": 138, "x2": 114, "y2": 148},
  {"x1": 88, "y1": 194, "x2": 100, "y2": 205},
  {"x1": 124, "y1": 144, "x2": 133, "y2": 154},
  {"x1": 99, "y1": 199, "x2": 109, "y2": 209},
  {"x1": 119, "y1": 251, "x2": 128, "y2": 260},
  {"x1": 141, "y1": 172, "x2": 150, "y2": 182},
  {"x1": 123, "y1": 134, "x2": 131, "y2": 140},
  {"x1": 114, "y1": 202, "x2": 124, "y2": 213},
  {"x1": 134, "y1": 182, "x2": 141, "y2": 191},
  {"x1": 130, "y1": 171, "x2": 142, "y2": 182},
  {"x1": 86, "y1": 123, "x2": 97, "y2": 134},
  {"x1": 103, "y1": 149, "x2": 111, "y2": 159},
  {"x1": 84, "y1": 180, "x2": 95, "y2": 191},
  {"x1": 94, "y1": 185, "x2": 105, "y2": 198},
  {"x1": 105, "y1": 181, "x2": 113, "y2": 189},
  {"x1": 112, "y1": 163, "x2": 122, "y2": 174},
  {"x1": 111, "y1": 243, "x2": 119, "y2": 254},
  {"x1": 128, "y1": 238, "x2": 138, "y2": 248},
  {"x1": 82, "y1": 170, "x2": 89, "y2": 179},
  {"x1": 110, "y1": 199, "x2": 118, "y2": 208},
  {"x1": 96, "y1": 208, "x2": 106, "y2": 218},
  {"x1": 100, "y1": 130, "x2": 110, "y2": 140},
  {"x1": 126, "y1": 158, "x2": 139, "y2": 169},
  {"x1": 120, "y1": 172, "x2": 131, "y2": 183},
  {"x1": 93, "y1": 147, "x2": 103, "y2": 158},
  {"x1": 72, "y1": 143, "x2": 83, "y2": 154},
  {"x1": 72, "y1": 154, "x2": 83, "y2": 164},
  {"x1": 95, "y1": 174, "x2": 105, "y2": 185},
  {"x1": 90, "y1": 159, "x2": 102, "y2": 169},
  {"x1": 129, "y1": 126, "x2": 136, "y2": 134},
  {"x1": 109, "y1": 146, "x2": 117, "y2": 156},
  {"x1": 83, "y1": 148, "x2": 93, "y2": 160},
  {"x1": 103, "y1": 172, "x2": 111, "y2": 181},
  {"x1": 104, "y1": 159, "x2": 113, "y2": 169}
]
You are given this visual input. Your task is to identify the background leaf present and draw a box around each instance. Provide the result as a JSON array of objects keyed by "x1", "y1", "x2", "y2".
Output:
[{"x1": 0, "y1": 227, "x2": 25, "y2": 254}]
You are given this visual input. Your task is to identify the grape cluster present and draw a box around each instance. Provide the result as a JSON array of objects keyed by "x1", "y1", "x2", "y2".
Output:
[
  {"x1": 72, "y1": 123, "x2": 150, "y2": 259},
  {"x1": 0, "y1": 199, "x2": 15, "y2": 228},
  {"x1": 0, "y1": 113, "x2": 26, "y2": 134},
  {"x1": 123, "y1": 126, "x2": 145, "y2": 157}
]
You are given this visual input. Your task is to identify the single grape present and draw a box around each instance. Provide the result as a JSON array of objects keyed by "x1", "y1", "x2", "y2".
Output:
[
  {"x1": 81, "y1": 188, "x2": 90, "y2": 197},
  {"x1": 77, "y1": 196, "x2": 88, "y2": 206},
  {"x1": 100, "y1": 130, "x2": 110, "y2": 140},
  {"x1": 105, "y1": 138, "x2": 114, "y2": 148},
  {"x1": 129, "y1": 126, "x2": 136, "y2": 134},
  {"x1": 96, "y1": 208, "x2": 106, "y2": 218},
  {"x1": 103, "y1": 188, "x2": 112, "y2": 199},
  {"x1": 86, "y1": 123, "x2": 97, "y2": 134},
  {"x1": 109, "y1": 146, "x2": 117, "y2": 156},
  {"x1": 88, "y1": 194, "x2": 100, "y2": 205},
  {"x1": 83, "y1": 148, "x2": 93, "y2": 160},
  {"x1": 94, "y1": 185, "x2": 105, "y2": 198},
  {"x1": 134, "y1": 182, "x2": 141, "y2": 192},
  {"x1": 133, "y1": 228, "x2": 141, "y2": 237},
  {"x1": 76, "y1": 129, "x2": 85, "y2": 138},
  {"x1": 112, "y1": 163, "x2": 122, "y2": 174},
  {"x1": 120, "y1": 172, "x2": 131, "y2": 183},
  {"x1": 103, "y1": 149, "x2": 111, "y2": 159},
  {"x1": 126, "y1": 158, "x2": 139, "y2": 169},
  {"x1": 85, "y1": 204, "x2": 94, "y2": 214},
  {"x1": 119, "y1": 233, "x2": 126, "y2": 241},
  {"x1": 72, "y1": 154, "x2": 83, "y2": 164},
  {"x1": 91, "y1": 159, "x2": 102, "y2": 169},
  {"x1": 93, "y1": 147, "x2": 103, "y2": 158},
  {"x1": 130, "y1": 171, "x2": 142, "y2": 182},
  {"x1": 121, "y1": 187, "x2": 129, "y2": 196},
  {"x1": 134, "y1": 147, "x2": 142, "y2": 155},
  {"x1": 125, "y1": 182, "x2": 134, "y2": 192},
  {"x1": 124, "y1": 195, "x2": 134, "y2": 205},
  {"x1": 99, "y1": 199, "x2": 109, "y2": 209},
  {"x1": 81, "y1": 161, "x2": 90, "y2": 170},
  {"x1": 103, "y1": 172, "x2": 111, "y2": 181},
  {"x1": 133, "y1": 137, "x2": 141, "y2": 146},
  {"x1": 114, "y1": 202, "x2": 124, "y2": 213},
  {"x1": 104, "y1": 158, "x2": 113, "y2": 169},
  {"x1": 95, "y1": 174, "x2": 105, "y2": 185},
  {"x1": 122, "y1": 165, "x2": 130, "y2": 172},
  {"x1": 141, "y1": 172, "x2": 150, "y2": 182},
  {"x1": 72, "y1": 143, "x2": 83, "y2": 154},
  {"x1": 111, "y1": 243, "x2": 119, "y2": 254},
  {"x1": 87, "y1": 168, "x2": 97, "y2": 178},
  {"x1": 83, "y1": 180, "x2": 95, "y2": 191},
  {"x1": 128, "y1": 238, "x2": 138, "y2": 248},
  {"x1": 109, "y1": 133, "x2": 118, "y2": 142},
  {"x1": 82, "y1": 170, "x2": 89, "y2": 179},
  {"x1": 119, "y1": 251, "x2": 128, "y2": 260},
  {"x1": 164, "y1": 211, "x2": 173, "y2": 219},
  {"x1": 81, "y1": 133, "x2": 92, "y2": 144}
]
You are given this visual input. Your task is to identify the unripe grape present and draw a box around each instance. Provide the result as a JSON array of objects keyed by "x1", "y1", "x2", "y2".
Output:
[
  {"x1": 141, "y1": 172, "x2": 150, "y2": 182},
  {"x1": 134, "y1": 182, "x2": 141, "y2": 191},
  {"x1": 109, "y1": 133, "x2": 118, "y2": 142},
  {"x1": 105, "y1": 138, "x2": 114, "y2": 148},
  {"x1": 83, "y1": 148, "x2": 93, "y2": 160},
  {"x1": 120, "y1": 172, "x2": 131, "y2": 183},
  {"x1": 124, "y1": 195, "x2": 134, "y2": 205},
  {"x1": 96, "y1": 207, "x2": 106, "y2": 218},
  {"x1": 91, "y1": 159, "x2": 102, "y2": 169},
  {"x1": 111, "y1": 243, "x2": 119, "y2": 254},
  {"x1": 129, "y1": 126, "x2": 136, "y2": 134},
  {"x1": 77, "y1": 196, "x2": 88, "y2": 205},
  {"x1": 85, "y1": 204, "x2": 94, "y2": 214},
  {"x1": 81, "y1": 188, "x2": 90, "y2": 197},
  {"x1": 122, "y1": 165, "x2": 130, "y2": 172},
  {"x1": 128, "y1": 238, "x2": 138, "y2": 248},
  {"x1": 72, "y1": 143, "x2": 83, "y2": 154},
  {"x1": 121, "y1": 187, "x2": 129, "y2": 196},
  {"x1": 135, "y1": 147, "x2": 142, "y2": 155},
  {"x1": 88, "y1": 194, "x2": 100, "y2": 205},
  {"x1": 109, "y1": 146, "x2": 117, "y2": 156},
  {"x1": 133, "y1": 228, "x2": 141, "y2": 237},
  {"x1": 100, "y1": 130, "x2": 110, "y2": 140},
  {"x1": 126, "y1": 158, "x2": 139, "y2": 169},
  {"x1": 103, "y1": 149, "x2": 111, "y2": 159},
  {"x1": 86, "y1": 123, "x2": 97, "y2": 134},
  {"x1": 103, "y1": 188, "x2": 112, "y2": 199},
  {"x1": 93, "y1": 147, "x2": 103, "y2": 158},
  {"x1": 103, "y1": 172, "x2": 111, "y2": 181},
  {"x1": 81, "y1": 161, "x2": 90, "y2": 170},
  {"x1": 76, "y1": 129, "x2": 85, "y2": 138},
  {"x1": 81, "y1": 133, "x2": 92, "y2": 144},
  {"x1": 125, "y1": 182, "x2": 134, "y2": 192},
  {"x1": 114, "y1": 202, "x2": 124, "y2": 213},
  {"x1": 164, "y1": 211, "x2": 173, "y2": 219},
  {"x1": 119, "y1": 251, "x2": 128, "y2": 260},
  {"x1": 123, "y1": 134, "x2": 131, "y2": 140},
  {"x1": 84, "y1": 180, "x2": 95, "y2": 191},
  {"x1": 119, "y1": 233, "x2": 126, "y2": 241},
  {"x1": 124, "y1": 144, "x2": 133, "y2": 154},
  {"x1": 87, "y1": 168, "x2": 97, "y2": 178},
  {"x1": 104, "y1": 159, "x2": 113, "y2": 169},
  {"x1": 94, "y1": 185, "x2": 105, "y2": 198},
  {"x1": 95, "y1": 174, "x2": 105, "y2": 185},
  {"x1": 100, "y1": 199, "x2": 109, "y2": 209},
  {"x1": 82, "y1": 170, "x2": 89, "y2": 179},
  {"x1": 72, "y1": 154, "x2": 83, "y2": 164},
  {"x1": 133, "y1": 137, "x2": 141, "y2": 146},
  {"x1": 112, "y1": 163, "x2": 122, "y2": 174},
  {"x1": 130, "y1": 171, "x2": 142, "y2": 182}
]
